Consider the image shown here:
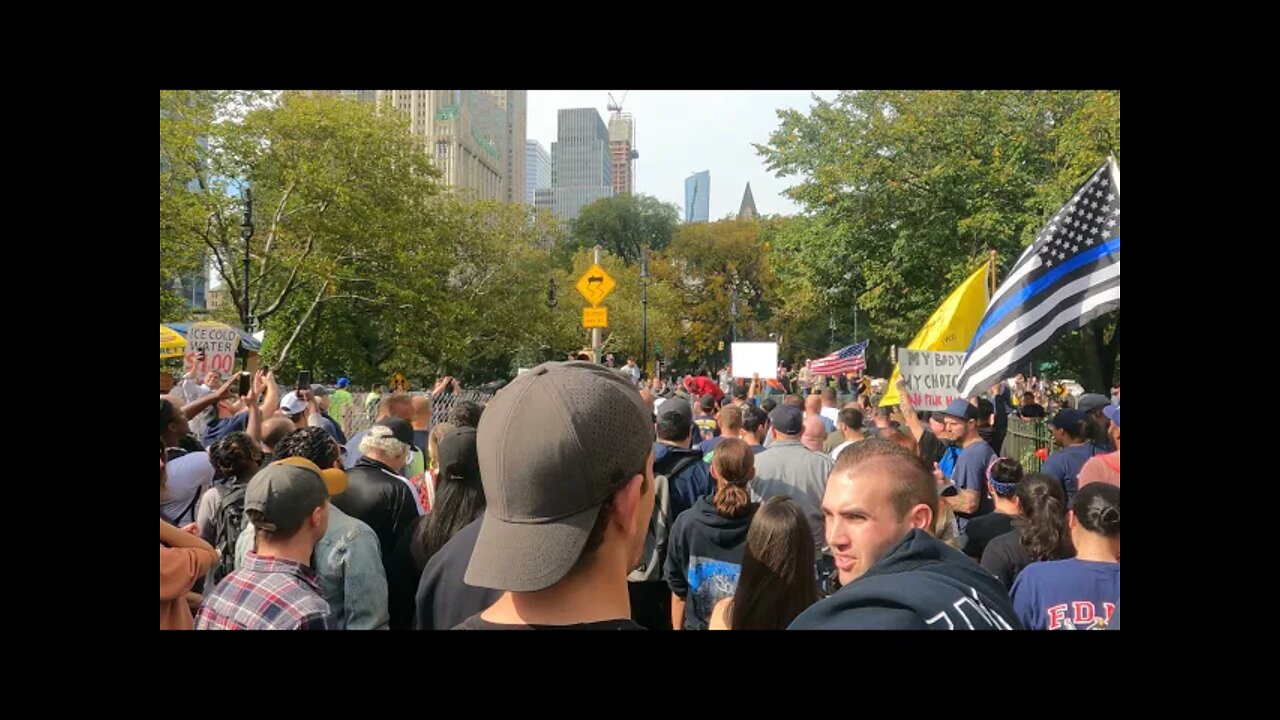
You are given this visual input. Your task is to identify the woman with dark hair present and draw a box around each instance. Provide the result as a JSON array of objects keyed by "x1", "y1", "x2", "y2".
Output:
[
  {"x1": 1012, "y1": 483, "x2": 1119, "y2": 630},
  {"x1": 410, "y1": 427, "x2": 484, "y2": 573},
  {"x1": 709, "y1": 496, "x2": 819, "y2": 630},
  {"x1": 666, "y1": 438, "x2": 759, "y2": 630},
  {"x1": 387, "y1": 426, "x2": 484, "y2": 629},
  {"x1": 981, "y1": 473, "x2": 1073, "y2": 590},
  {"x1": 961, "y1": 457, "x2": 1025, "y2": 559},
  {"x1": 195, "y1": 432, "x2": 263, "y2": 544}
]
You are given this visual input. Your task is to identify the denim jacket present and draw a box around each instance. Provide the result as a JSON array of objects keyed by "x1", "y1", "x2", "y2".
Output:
[{"x1": 235, "y1": 504, "x2": 389, "y2": 630}]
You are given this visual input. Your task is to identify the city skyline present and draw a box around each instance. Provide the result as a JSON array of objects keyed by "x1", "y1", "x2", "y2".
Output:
[{"x1": 528, "y1": 90, "x2": 839, "y2": 219}]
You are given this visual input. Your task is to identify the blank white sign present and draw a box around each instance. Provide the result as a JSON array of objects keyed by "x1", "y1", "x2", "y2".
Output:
[{"x1": 731, "y1": 342, "x2": 778, "y2": 379}]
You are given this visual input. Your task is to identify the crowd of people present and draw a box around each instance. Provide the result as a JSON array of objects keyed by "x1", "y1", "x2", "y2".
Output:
[{"x1": 161, "y1": 358, "x2": 1119, "y2": 630}]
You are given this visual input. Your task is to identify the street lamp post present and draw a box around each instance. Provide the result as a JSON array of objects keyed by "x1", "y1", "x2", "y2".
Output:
[
  {"x1": 240, "y1": 189, "x2": 254, "y2": 333},
  {"x1": 546, "y1": 277, "x2": 557, "y2": 362}
]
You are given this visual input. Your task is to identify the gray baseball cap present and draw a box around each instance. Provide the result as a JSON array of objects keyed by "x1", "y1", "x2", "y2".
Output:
[
  {"x1": 1077, "y1": 393, "x2": 1110, "y2": 413},
  {"x1": 464, "y1": 361, "x2": 656, "y2": 593},
  {"x1": 244, "y1": 457, "x2": 346, "y2": 534}
]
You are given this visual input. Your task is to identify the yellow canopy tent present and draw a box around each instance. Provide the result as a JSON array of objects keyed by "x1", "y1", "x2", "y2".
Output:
[{"x1": 160, "y1": 324, "x2": 186, "y2": 360}]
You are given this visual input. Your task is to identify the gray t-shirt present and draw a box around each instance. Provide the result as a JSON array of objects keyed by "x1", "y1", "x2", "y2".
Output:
[{"x1": 951, "y1": 439, "x2": 996, "y2": 532}]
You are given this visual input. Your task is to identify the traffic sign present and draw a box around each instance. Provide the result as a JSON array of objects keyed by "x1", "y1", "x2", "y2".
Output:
[
  {"x1": 575, "y1": 264, "x2": 616, "y2": 307},
  {"x1": 583, "y1": 306, "x2": 608, "y2": 329}
]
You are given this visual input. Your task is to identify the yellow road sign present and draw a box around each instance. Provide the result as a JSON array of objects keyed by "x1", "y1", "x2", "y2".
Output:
[
  {"x1": 575, "y1": 264, "x2": 616, "y2": 307},
  {"x1": 583, "y1": 306, "x2": 608, "y2": 329}
]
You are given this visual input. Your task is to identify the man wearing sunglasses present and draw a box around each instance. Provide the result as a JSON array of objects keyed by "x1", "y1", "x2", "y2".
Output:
[
  {"x1": 333, "y1": 417, "x2": 423, "y2": 593},
  {"x1": 935, "y1": 399, "x2": 996, "y2": 533}
]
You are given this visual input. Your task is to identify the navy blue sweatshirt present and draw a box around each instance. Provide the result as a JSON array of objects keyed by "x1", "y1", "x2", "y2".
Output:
[
  {"x1": 789, "y1": 529, "x2": 1021, "y2": 630},
  {"x1": 664, "y1": 497, "x2": 755, "y2": 630}
]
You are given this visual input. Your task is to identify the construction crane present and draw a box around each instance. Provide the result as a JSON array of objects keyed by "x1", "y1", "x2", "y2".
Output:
[{"x1": 607, "y1": 91, "x2": 628, "y2": 113}]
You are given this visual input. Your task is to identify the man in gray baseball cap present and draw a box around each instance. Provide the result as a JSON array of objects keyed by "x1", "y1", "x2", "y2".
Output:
[
  {"x1": 457, "y1": 361, "x2": 657, "y2": 630},
  {"x1": 195, "y1": 458, "x2": 340, "y2": 629}
]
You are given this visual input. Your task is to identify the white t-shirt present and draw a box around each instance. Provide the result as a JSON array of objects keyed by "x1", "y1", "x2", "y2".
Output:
[
  {"x1": 831, "y1": 439, "x2": 856, "y2": 461},
  {"x1": 821, "y1": 407, "x2": 840, "y2": 425},
  {"x1": 162, "y1": 451, "x2": 216, "y2": 525},
  {"x1": 179, "y1": 378, "x2": 214, "y2": 440}
]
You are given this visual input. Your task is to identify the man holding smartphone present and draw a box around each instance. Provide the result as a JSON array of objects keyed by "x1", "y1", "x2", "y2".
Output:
[
  {"x1": 179, "y1": 351, "x2": 223, "y2": 444},
  {"x1": 206, "y1": 369, "x2": 282, "y2": 447}
]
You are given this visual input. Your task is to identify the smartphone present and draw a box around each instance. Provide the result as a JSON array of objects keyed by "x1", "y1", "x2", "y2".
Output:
[
  {"x1": 296, "y1": 370, "x2": 311, "y2": 392},
  {"x1": 237, "y1": 372, "x2": 251, "y2": 396}
]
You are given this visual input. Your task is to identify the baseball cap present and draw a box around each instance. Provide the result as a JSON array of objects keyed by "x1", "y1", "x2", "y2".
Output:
[
  {"x1": 1051, "y1": 408, "x2": 1087, "y2": 434},
  {"x1": 310, "y1": 384, "x2": 330, "y2": 397},
  {"x1": 279, "y1": 392, "x2": 308, "y2": 416},
  {"x1": 336, "y1": 377, "x2": 350, "y2": 388},
  {"x1": 1077, "y1": 393, "x2": 1110, "y2": 413},
  {"x1": 437, "y1": 426, "x2": 480, "y2": 484},
  {"x1": 658, "y1": 397, "x2": 694, "y2": 427},
  {"x1": 939, "y1": 398, "x2": 977, "y2": 422},
  {"x1": 244, "y1": 457, "x2": 346, "y2": 534},
  {"x1": 769, "y1": 404, "x2": 804, "y2": 435},
  {"x1": 370, "y1": 417, "x2": 414, "y2": 448},
  {"x1": 465, "y1": 361, "x2": 655, "y2": 593},
  {"x1": 1102, "y1": 405, "x2": 1120, "y2": 427}
]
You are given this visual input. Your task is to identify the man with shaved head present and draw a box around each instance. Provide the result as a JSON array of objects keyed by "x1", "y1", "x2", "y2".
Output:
[{"x1": 801, "y1": 415, "x2": 828, "y2": 452}]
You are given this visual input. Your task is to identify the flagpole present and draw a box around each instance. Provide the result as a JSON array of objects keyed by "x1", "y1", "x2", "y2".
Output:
[{"x1": 1108, "y1": 155, "x2": 1120, "y2": 194}]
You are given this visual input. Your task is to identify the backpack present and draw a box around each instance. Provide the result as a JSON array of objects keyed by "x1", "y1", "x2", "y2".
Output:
[
  {"x1": 205, "y1": 482, "x2": 249, "y2": 587},
  {"x1": 629, "y1": 456, "x2": 699, "y2": 584}
]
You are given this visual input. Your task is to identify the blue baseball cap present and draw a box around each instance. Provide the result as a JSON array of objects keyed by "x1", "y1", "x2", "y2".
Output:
[
  {"x1": 1102, "y1": 404, "x2": 1119, "y2": 427},
  {"x1": 336, "y1": 377, "x2": 350, "y2": 388},
  {"x1": 939, "y1": 398, "x2": 977, "y2": 422}
]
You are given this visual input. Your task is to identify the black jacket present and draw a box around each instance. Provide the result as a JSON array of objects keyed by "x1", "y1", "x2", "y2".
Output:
[
  {"x1": 414, "y1": 518, "x2": 503, "y2": 630},
  {"x1": 332, "y1": 457, "x2": 420, "y2": 577},
  {"x1": 789, "y1": 529, "x2": 1021, "y2": 630}
]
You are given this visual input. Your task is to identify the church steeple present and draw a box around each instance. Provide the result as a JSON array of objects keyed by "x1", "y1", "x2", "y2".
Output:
[{"x1": 738, "y1": 182, "x2": 758, "y2": 220}]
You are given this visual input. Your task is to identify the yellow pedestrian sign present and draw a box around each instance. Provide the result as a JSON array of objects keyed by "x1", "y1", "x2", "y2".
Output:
[
  {"x1": 575, "y1": 264, "x2": 616, "y2": 307},
  {"x1": 583, "y1": 306, "x2": 608, "y2": 329}
]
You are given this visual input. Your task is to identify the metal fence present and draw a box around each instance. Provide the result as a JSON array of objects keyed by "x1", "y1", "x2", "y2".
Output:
[
  {"x1": 338, "y1": 390, "x2": 496, "y2": 438},
  {"x1": 1003, "y1": 415, "x2": 1052, "y2": 473}
]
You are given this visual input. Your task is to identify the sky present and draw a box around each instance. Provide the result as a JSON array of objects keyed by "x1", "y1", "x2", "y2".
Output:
[{"x1": 527, "y1": 91, "x2": 839, "y2": 220}]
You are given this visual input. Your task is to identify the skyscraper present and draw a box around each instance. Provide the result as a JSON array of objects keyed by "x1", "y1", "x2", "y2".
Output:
[
  {"x1": 319, "y1": 90, "x2": 507, "y2": 201},
  {"x1": 525, "y1": 140, "x2": 551, "y2": 205},
  {"x1": 608, "y1": 112, "x2": 637, "y2": 196},
  {"x1": 482, "y1": 90, "x2": 527, "y2": 205},
  {"x1": 685, "y1": 171, "x2": 710, "y2": 223},
  {"x1": 547, "y1": 108, "x2": 614, "y2": 221}
]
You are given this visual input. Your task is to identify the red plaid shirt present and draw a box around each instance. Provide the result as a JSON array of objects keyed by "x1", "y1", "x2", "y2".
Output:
[{"x1": 195, "y1": 552, "x2": 332, "y2": 630}]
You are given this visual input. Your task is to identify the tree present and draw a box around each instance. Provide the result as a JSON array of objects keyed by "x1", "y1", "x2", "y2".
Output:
[
  {"x1": 756, "y1": 90, "x2": 1120, "y2": 384},
  {"x1": 568, "y1": 194, "x2": 679, "y2": 266},
  {"x1": 161, "y1": 91, "x2": 443, "y2": 368},
  {"x1": 651, "y1": 219, "x2": 778, "y2": 367}
]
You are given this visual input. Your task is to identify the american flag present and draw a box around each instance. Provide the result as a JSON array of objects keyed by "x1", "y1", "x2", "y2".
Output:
[
  {"x1": 957, "y1": 159, "x2": 1120, "y2": 397},
  {"x1": 810, "y1": 340, "x2": 868, "y2": 375}
]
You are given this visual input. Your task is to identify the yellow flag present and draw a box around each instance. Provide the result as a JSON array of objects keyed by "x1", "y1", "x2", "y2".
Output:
[{"x1": 880, "y1": 264, "x2": 990, "y2": 406}]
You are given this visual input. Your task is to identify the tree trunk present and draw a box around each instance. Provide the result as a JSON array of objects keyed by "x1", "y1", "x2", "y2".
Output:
[
  {"x1": 1079, "y1": 311, "x2": 1120, "y2": 392},
  {"x1": 275, "y1": 280, "x2": 330, "y2": 368}
]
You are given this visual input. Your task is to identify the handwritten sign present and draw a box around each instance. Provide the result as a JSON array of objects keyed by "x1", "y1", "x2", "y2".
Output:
[
  {"x1": 184, "y1": 322, "x2": 241, "y2": 378},
  {"x1": 897, "y1": 349, "x2": 965, "y2": 411}
]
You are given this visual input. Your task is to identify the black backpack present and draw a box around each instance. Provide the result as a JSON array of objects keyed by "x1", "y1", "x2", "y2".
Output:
[
  {"x1": 628, "y1": 456, "x2": 698, "y2": 584},
  {"x1": 205, "y1": 482, "x2": 249, "y2": 587}
]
